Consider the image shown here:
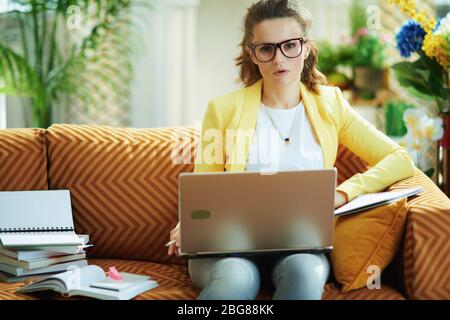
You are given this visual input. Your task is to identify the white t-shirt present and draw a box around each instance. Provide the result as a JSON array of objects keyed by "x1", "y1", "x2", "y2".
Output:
[{"x1": 245, "y1": 102, "x2": 325, "y2": 173}]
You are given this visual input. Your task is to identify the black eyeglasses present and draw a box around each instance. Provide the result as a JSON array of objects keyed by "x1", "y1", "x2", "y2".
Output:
[{"x1": 249, "y1": 37, "x2": 309, "y2": 63}]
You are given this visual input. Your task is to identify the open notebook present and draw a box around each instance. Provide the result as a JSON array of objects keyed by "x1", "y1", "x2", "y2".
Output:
[
  {"x1": 0, "y1": 190, "x2": 83, "y2": 248},
  {"x1": 16, "y1": 265, "x2": 158, "y2": 300},
  {"x1": 334, "y1": 187, "x2": 423, "y2": 216}
]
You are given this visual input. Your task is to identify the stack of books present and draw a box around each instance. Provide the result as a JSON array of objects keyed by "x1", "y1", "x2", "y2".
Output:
[
  {"x1": 0, "y1": 234, "x2": 92, "y2": 283},
  {"x1": 0, "y1": 190, "x2": 93, "y2": 283}
]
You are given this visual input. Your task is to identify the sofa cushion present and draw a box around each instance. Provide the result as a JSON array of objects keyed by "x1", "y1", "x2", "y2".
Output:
[
  {"x1": 0, "y1": 128, "x2": 48, "y2": 191},
  {"x1": 331, "y1": 198, "x2": 408, "y2": 292},
  {"x1": 0, "y1": 258, "x2": 405, "y2": 300},
  {"x1": 46, "y1": 124, "x2": 198, "y2": 264}
]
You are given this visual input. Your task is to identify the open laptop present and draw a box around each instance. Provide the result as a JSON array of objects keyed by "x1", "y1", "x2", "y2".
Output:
[{"x1": 178, "y1": 169, "x2": 336, "y2": 259}]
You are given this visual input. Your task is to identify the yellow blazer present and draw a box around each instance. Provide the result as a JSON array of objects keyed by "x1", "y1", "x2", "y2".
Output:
[{"x1": 194, "y1": 79, "x2": 415, "y2": 202}]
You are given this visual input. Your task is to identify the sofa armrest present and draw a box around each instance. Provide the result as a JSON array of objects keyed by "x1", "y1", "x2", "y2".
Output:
[{"x1": 387, "y1": 168, "x2": 450, "y2": 299}]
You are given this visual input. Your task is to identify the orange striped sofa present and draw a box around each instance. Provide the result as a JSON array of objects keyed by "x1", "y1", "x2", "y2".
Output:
[{"x1": 0, "y1": 124, "x2": 449, "y2": 300}]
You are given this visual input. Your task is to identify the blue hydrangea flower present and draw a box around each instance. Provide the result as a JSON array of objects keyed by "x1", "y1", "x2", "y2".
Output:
[{"x1": 396, "y1": 20, "x2": 426, "y2": 57}]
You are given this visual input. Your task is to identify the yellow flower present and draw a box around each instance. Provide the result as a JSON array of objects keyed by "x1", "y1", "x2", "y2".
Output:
[
  {"x1": 404, "y1": 116, "x2": 420, "y2": 129},
  {"x1": 422, "y1": 34, "x2": 450, "y2": 69},
  {"x1": 412, "y1": 12, "x2": 436, "y2": 33}
]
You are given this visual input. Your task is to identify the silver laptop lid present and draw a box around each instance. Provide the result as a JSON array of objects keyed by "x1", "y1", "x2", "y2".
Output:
[{"x1": 178, "y1": 169, "x2": 336, "y2": 257}]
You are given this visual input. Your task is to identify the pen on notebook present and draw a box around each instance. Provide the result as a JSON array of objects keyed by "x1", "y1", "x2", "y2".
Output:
[{"x1": 165, "y1": 239, "x2": 176, "y2": 247}]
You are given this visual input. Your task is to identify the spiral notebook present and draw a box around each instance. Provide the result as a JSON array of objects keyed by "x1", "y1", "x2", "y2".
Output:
[{"x1": 0, "y1": 190, "x2": 83, "y2": 249}]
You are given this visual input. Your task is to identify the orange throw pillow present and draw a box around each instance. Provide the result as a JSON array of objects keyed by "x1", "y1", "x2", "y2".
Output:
[{"x1": 331, "y1": 198, "x2": 408, "y2": 292}]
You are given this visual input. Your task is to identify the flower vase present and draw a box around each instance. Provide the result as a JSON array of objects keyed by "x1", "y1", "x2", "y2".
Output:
[{"x1": 436, "y1": 112, "x2": 450, "y2": 197}]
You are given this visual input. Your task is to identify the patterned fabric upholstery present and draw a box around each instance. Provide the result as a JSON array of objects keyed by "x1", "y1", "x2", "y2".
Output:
[
  {"x1": 335, "y1": 144, "x2": 369, "y2": 185},
  {"x1": 0, "y1": 128, "x2": 48, "y2": 191},
  {"x1": 0, "y1": 258, "x2": 405, "y2": 300},
  {"x1": 46, "y1": 124, "x2": 197, "y2": 265},
  {"x1": 387, "y1": 169, "x2": 450, "y2": 300}
]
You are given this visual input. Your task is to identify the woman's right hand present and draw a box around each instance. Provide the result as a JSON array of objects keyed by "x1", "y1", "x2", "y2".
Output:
[{"x1": 167, "y1": 222, "x2": 180, "y2": 256}]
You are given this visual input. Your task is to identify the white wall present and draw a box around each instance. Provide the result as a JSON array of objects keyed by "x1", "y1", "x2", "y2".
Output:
[
  {"x1": 5, "y1": 97, "x2": 29, "y2": 128},
  {"x1": 0, "y1": 94, "x2": 6, "y2": 129},
  {"x1": 130, "y1": 0, "x2": 166, "y2": 129},
  {"x1": 194, "y1": 0, "x2": 254, "y2": 125},
  {"x1": 130, "y1": 0, "x2": 200, "y2": 129}
]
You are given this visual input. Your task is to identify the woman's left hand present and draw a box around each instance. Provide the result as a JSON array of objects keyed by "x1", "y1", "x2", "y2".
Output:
[{"x1": 335, "y1": 190, "x2": 348, "y2": 209}]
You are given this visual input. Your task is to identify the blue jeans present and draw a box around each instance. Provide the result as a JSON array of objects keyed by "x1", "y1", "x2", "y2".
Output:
[{"x1": 188, "y1": 253, "x2": 330, "y2": 300}]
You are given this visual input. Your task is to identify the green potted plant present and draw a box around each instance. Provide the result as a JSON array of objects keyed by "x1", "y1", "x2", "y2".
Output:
[
  {"x1": 347, "y1": 0, "x2": 390, "y2": 100},
  {"x1": 351, "y1": 28, "x2": 390, "y2": 99},
  {"x1": 316, "y1": 41, "x2": 351, "y2": 90},
  {"x1": 0, "y1": 0, "x2": 148, "y2": 128}
]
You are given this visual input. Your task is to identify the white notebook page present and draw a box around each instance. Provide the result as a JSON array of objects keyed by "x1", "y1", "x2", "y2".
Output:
[
  {"x1": 0, "y1": 190, "x2": 75, "y2": 230},
  {"x1": 0, "y1": 190, "x2": 82, "y2": 247}
]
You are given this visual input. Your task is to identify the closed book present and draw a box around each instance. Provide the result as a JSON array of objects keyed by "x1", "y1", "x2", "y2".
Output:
[
  {"x1": 0, "y1": 253, "x2": 86, "y2": 269},
  {"x1": 0, "y1": 244, "x2": 92, "y2": 261},
  {"x1": 0, "y1": 259, "x2": 88, "y2": 277},
  {"x1": 0, "y1": 270, "x2": 59, "y2": 284}
]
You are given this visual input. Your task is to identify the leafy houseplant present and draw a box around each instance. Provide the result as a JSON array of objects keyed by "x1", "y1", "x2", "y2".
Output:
[
  {"x1": 0, "y1": 0, "x2": 147, "y2": 128},
  {"x1": 350, "y1": 28, "x2": 389, "y2": 100},
  {"x1": 346, "y1": 0, "x2": 390, "y2": 99},
  {"x1": 316, "y1": 41, "x2": 351, "y2": 90},
  {"x1": 352, "y1": 28, "x2": 388, "y2": 70}
]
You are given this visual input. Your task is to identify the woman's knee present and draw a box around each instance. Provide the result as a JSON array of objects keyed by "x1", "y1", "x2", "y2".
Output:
[
  {"x1": 272, "y1": 254, "x2": 329, "y2": 300},
  {"x1": 273, "y1": 253, "x2": 330, "y2": 284},
  {"x1": 197, "y1": 257, "x2": 260, "y2": 300},
  {"x1": 188, "y1": 258, "x2": 220, "y2": 289},
  {"x1": 212, "y1": 258, "x2": 260, "y2": 290}
]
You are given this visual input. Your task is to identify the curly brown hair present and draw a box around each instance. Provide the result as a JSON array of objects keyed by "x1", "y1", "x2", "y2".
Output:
[{"x1": 235, "y1": 0, "x2": 327, "y2": 94}]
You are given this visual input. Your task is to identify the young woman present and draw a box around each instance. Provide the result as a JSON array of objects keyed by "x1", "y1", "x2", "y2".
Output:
[{"x1": 168, "y1": 0, "x2": 415, "y2": 300}]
